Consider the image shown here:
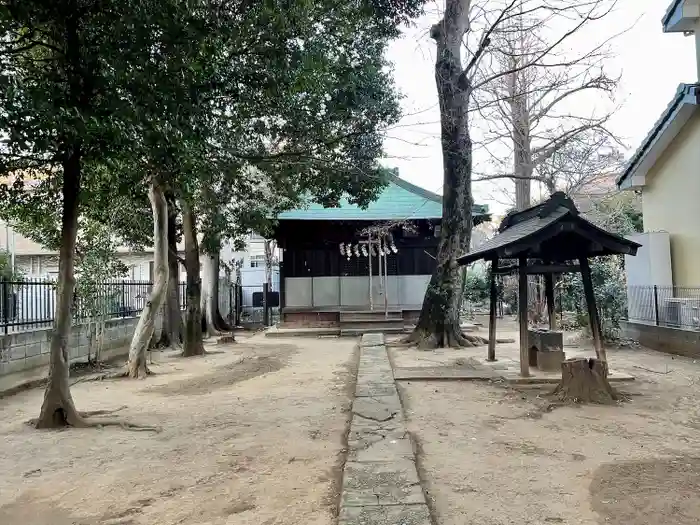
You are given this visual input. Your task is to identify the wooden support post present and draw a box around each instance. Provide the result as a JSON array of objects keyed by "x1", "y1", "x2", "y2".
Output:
[
  {"x1": 580, "y1": 257, "x2": 606, "y2": 362},
  {"x1": 487, "y1": 258, "x2": 498, "y2": 362},
  {"x1": 518, "y1": 257, "x2": 530, "y2": 377},
  {"x1": 544, "y1": 272, "x2": 556, "y2": 330},
  {"x1": 368, "y1": 234, "x2": 373, "y2": 311},
  {"x1": 263, "y1": 282, "x2": 270, "y2": 327}
]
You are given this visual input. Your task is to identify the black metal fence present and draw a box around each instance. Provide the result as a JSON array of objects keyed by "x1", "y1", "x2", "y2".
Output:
[
  {"x1": 0, "y1": 277, "x2": 278, "y2": 334},
  {"x1": 626, "y1": 285, "x2": 700, "y2": 331},
  {"x1": 236, "y1": 283, "x2": 280, "y2": 326},
  {"x1": 0, "y1": 278, "x2": 165, "y2": 334}
]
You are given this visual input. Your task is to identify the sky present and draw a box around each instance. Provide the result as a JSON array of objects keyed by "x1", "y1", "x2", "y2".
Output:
[{"x1": 382, "y1": 0, "x2": 698, "y2": 215}]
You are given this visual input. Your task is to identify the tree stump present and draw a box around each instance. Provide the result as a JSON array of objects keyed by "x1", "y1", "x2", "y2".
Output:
[{"x1": 552, "y1": 358, "x2": 619, "y2": 404}]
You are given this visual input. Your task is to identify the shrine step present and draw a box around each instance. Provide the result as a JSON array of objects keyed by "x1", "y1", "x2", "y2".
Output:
[
  {"x1": 339, "y1": 310, "x2": 403, "y2": 323},
  {"x1": 340, "y1": 316, "x2": 404, "y2": 329},
  {"x1": 340, "y1": 323, "x2": 408, "y2": 337}
]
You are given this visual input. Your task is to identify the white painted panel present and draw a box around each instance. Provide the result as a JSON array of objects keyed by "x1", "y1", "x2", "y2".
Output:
[
  {"x1": 625, "y1": 232, "x2": 673, "y2": 287},
  {"x1": 386, "y1": 276, "x2": 400, "y2": 306},
  {"x1": 370, "y1": 275, "x2": 401, "y2": 307},
  {"x1": 285, "y1": 278, "x2": 312, "y2": 307},
  {"x1": 340, "y1": 276, "x2": 371, "y2": 307},
  {"x1": 625, "y1": 232, "x2": 673, "y2": 322},
  {"x1": 398, "y1": 275, "x2": 431, "y2": 307},
  {"x1": 313, "y1": 277, "x2": 340, "y2": 307}
]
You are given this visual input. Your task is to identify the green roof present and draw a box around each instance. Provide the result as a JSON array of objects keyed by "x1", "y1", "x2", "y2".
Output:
[{"x1": 278, "y1": 176, "x2": 489, "y2": 221}]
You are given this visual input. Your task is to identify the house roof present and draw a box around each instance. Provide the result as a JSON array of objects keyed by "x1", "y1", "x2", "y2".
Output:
[
  {"x1": 616, "y1": 83, "x2": 700, "y2": 189},
  {"x1": 457, "y1": 192, "x2": 640, "y2": 265},
  {"x1": 663, "y1": 0, "x2": 700, "y2": 32},
  {"x1": 277, "y1": 175, "x2": 490, "y2": 222},
  {"x1": 664, "y1": 0, "x2": 684, "y2": 26}
]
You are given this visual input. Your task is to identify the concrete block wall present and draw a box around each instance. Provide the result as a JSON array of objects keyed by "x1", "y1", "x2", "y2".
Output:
[
  {"x1": 0, "y1": 317, "x2": 140, "y2": 377},
  {"x1": 622, "y1": 320, "x2": 700, "y2": 359}
]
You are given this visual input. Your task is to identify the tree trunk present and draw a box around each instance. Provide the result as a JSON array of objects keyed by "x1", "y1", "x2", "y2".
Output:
[
  {"x1": 181, "y1": 199, "x2": 205, "y2": 357},
  {"x1": 126, "y1": 180, "x2": 169, "y2": 378},
  {"x1": 408, "y1": 0, "x2": 486, "y2": 349},
  {"x1": 264, "y1": 240, "x2": 274, "y2": 287},
  {"x1": 552, "y1": 357, "x2": 618, "y2": 404},
  {"x1": 201, "y1": 250, "x2": 222, "y2": 336},
  {"x1": 95, "y1": 316, "x2": 105, "y2": 363},
  {"x1": 514, "y1": 177, "x2": 532, "y2": 211},
  {"x1": 36, "y1": 149, "x2": 87, "y2": 428},
  {"x1": 511, "y1": 73, "x2": 533, "y2": 211},
  {"x1": 158, "y1": 201, "x2": 183, "y2": 347},
  {"x1": 86, "y1": 318, "x2": 94, "y2": 364}
]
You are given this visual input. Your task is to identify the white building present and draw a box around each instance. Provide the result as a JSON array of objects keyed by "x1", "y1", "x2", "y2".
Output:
[{"x1": 0, "y1": 221, "x2": 278, "y2": 291}]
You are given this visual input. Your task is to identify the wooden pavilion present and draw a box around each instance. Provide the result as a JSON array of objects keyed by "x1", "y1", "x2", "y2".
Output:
[{"x1": 457, "y1": 192, "x2": 641, "y2": 378}]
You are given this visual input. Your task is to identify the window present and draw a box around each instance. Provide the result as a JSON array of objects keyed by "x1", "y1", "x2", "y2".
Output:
[
  {"x1": 250, "y1": 254, "x2": 266, "y2": 268},
  {"x1": 30, "y1": 256, "x2": 40, "y2": 275}
]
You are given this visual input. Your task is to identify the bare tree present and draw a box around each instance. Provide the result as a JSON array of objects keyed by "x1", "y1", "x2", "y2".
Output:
[
  {"x1": 471, "y1": 0, "x2": 622, "y2": 210},
  {"x1": 408, "y1": 0, "x2": 622, "y2": 347},
  {"x1": 406, "y1": 0, "x2": 494, "y2": 348},
  {"x1": 263, "y1": 239, "x2": 276, "y2": 287}
]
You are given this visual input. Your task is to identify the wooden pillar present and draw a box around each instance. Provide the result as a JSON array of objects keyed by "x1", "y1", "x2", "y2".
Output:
[
  {"x1": 368, "y1": 235, "x2": 373, "y2": 311},
  {"x1": 279, "y1": 261, "x2": 286, "y2": 310},
  {"x1": 544, "y1": 272, "x2": 556, "y2": 330},
  {"x1": 487, "y1": 258, "x2": 498, "y2": 361},
  {"x1": 518, "y1": 256, "x2": 530, "y2": 377},
  {"x1": 580, "y1": 257, "x2": 606, "y2": 362}
]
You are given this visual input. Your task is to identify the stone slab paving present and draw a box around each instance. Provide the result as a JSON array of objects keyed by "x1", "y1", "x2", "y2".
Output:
[
  {"x1": 361, "y1": 332, "x2": 386, "y2": 347},
  {"x1": 393, "y1": 360, "x2": 634, "y2": 383},
  {"x1": 340, "y1": 505, "x2": 431, "y2": 525},
  {"x1": 393, "y1": 366, "x2": 498, "y2": 381},
  {"x1": 339, "y1": 333, "x2": 431, "y2": 525}
]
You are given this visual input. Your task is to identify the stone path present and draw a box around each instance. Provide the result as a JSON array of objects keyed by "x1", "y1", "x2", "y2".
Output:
[{"x1": 340, "y1": 333, "x2": 431, "y2": 525}]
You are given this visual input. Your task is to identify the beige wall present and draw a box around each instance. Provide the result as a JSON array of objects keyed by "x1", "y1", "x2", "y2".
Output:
[
  {"x1": 642, "y1": 112, "x2": 700, "y2": 287},
  {"x1": 13, "y1": 252, "x2": 189, "y2": 281},
  {"x1": 0, "y1": 221, "x2": 55, "y2": 256}
]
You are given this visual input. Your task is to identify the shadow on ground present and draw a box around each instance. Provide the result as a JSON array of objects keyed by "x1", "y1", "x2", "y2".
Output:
[{"x1": 590, "y1": 455, "x2": 700, "y2": 525}]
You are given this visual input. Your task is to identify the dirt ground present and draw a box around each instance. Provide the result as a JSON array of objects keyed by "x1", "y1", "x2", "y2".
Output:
[
  {"x1": 390, "y1": 319, "x2": 700, "y2": 525},
  {"x1": 0, "y1": 333, "x2": 358, "y2": 525},
  {"x1": 4, "y1": 322, "x2": 700, "y2": 525}
]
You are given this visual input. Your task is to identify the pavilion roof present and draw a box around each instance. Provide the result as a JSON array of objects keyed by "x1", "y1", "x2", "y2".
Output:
[{"x1": 457, "y1": 192, "x2": 641, "y2": 265}]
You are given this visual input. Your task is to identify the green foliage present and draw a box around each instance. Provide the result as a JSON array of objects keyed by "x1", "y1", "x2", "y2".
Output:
[
  {"x1": 74, "y1": 220, "x2": 128, "y2": 320},
  {"x1": 463, "y1": 267, "x2": 489, "y2": 304},
  {"x1": 0, "y1": 250, "x2": 22, "y2": 280},
  {"x1": 558, "y1": 256, "x2": 627, "y2": 340},
  {"x1": 556, "y1": 191, "x2": 642, "y2": 339},
  {"x1": 0, "y1": 0, "x2": 428, "y2": 313},
  {"x1": 586, "y1": 191, "x2": 643, "y2": 237}
]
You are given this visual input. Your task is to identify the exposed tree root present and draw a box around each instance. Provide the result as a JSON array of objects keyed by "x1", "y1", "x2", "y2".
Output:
[
  {"x1": 32, "y1": 401, "x2": 160, "y2": 432},
  {"x1": 71, "y1": 365, "x2": 155, "y2": 384},
  {"x1": 179, "y1": 348, "x2": 220, "y2": 358},
  {"x1": 202, "y1": 314, "x2": 222, "y2": 338},
  {"x1": 216, "y1": 333, "x2": 236, "y2": 344},
  {"x1": 80, "y1": 405, "x2": 128, "y2": 416},
  {"x1": 154, "y1": 333, "x2": 182, "y2": 350},
  {"x1": 404, "y1": 327, "x2": 514, "y2": 349},
  {"x1": 214, "y1": 309, "x2": 233, "y2": 332},
  {"x1": 77, "y1": 418, "x2": 162, "y2": 432},
  {"x1": 30, "y1": 413, "x2": 161, "y2": 432}
]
